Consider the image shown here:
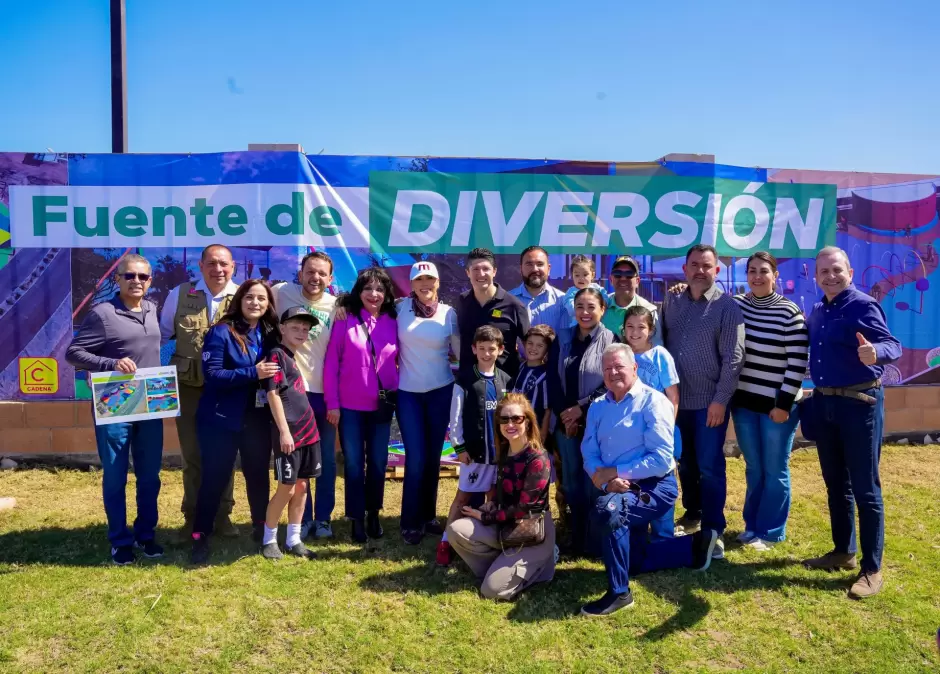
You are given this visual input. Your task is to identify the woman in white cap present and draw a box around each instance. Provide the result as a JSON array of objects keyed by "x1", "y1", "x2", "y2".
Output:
[{"x1": 397, "y1": 260, "x2": 460, "y2": 544}]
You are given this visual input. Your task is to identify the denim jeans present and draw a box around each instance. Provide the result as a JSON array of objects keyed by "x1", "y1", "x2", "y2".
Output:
[
  {"x1": 555, "y1": 426, "x2": 592, "y2": 548},
  {"x1": 94, "y1": 419, "x2": 164, "y2": 547},
  {"x1": 302, "y1": 392, "x2": 338, "y2": 525},
  {"x1": 194, "y1": 411, "x2": 272, "y2": 537},
  {"x1": 398, "y1": 384, "x2": 454, "y2": 531},
  {"x1": 731, "y1": 404, "x2": 800, "y2": 542},
  {"x1": 589, "y1": 474, "x2": 693, "y2": 594},
  {"x1": 340, "y1": 408, "x2": 392, "y2": 521},
  {"x1": 676, "y1": 407, "x2": 730, "y2": 533},
  {"x1": 814, "y1": 387, "x2": 885, "y2": 572}
]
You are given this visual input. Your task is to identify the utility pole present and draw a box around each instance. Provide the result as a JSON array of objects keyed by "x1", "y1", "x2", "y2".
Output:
[{"x1": 110, "y1": 0, "x2": 127, "y2": 153}]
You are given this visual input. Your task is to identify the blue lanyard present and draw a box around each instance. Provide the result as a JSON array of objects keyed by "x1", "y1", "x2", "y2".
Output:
[{"x1": 247, "y1": 327, "x2": 261, "y2": 362}]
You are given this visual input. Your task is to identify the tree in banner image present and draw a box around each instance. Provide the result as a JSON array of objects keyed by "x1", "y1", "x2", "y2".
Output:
[
  {"x1": 148, "y1": 254, "x2": 195, "y2": 312},
  {"x1": 70, "y1": 249, "x2": 124, "y2": 324}
]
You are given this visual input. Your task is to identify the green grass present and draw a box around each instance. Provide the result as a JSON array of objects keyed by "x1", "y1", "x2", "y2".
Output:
[{"x1": 1, "y1": 446, "x2": 938, "y2": 673}]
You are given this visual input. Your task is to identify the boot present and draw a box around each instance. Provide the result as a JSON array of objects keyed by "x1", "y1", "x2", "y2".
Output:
[
  {"x1": 366, "y1": 511, "x2": 384, "y2": 539},
  {"x1": 214, "y1": 514, "x2": 239, "y2": 538},
  {"x1": 351, "y1": 519, "x2": 367, "y2": 543},
  {"x1": 176, "y1": 517, "x2": 194, "y2": 544}
]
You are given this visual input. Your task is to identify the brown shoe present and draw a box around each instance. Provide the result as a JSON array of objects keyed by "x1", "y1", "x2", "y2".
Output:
[
  {"x1": 214, "y1": 514, "x2": 240, "y2": 539},
  {"x1": 848, "y1": 570, "x2": 883, "y2": 599},
  {"x1": 803, "y1": 550, "x2": 858, "y2": 571}
]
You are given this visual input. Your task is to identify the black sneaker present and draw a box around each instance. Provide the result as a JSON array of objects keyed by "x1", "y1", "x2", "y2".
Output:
[
  {"x1": 351, "y1": 519, "x2": 367, "y2": 543},
  {"x1": 133, "y1": 540, "x2": 164, "y2": 559},
  {"x1": 581, "y1": 590, "x2": 634, "y2": 617},
  {"x1": 691, "y1": 529, "x2": 719, "y2": 571},
  {"x1": 402, "y1": 529, "x2": 424, "y2": 545},
  {"x1": 111, "y1": 545, "x2": 135, "y2": 566},
  {"x1": 424, "y1": 519, "x2": 445, "y2": 536},
  {"x1": 261, "y1": 542, "x2": 283, "y2": 560},
  {"x1": 286, "y1": 543, "x2": 317, "y2": 560},
  {"x1": 366, "y1": 511, "x2": 384, "y2": 539},
  {"x1": 190, "y1": 534, "x2": 210, "y2": 566}
]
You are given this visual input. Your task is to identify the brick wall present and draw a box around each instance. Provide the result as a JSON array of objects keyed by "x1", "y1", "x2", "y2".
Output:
[{"x1": 1, "y1": 387, "x2": 938, "y2": 458}]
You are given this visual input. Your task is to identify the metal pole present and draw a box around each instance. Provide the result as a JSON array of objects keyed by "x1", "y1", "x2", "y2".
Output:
[{"x1": 110, "y1": 0, "x2": 127, "y2": 153}]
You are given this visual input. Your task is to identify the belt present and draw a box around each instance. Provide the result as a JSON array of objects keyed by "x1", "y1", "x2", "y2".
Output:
[{"x1": 816, "y1": 378, "x2": 881, "y2": 405}]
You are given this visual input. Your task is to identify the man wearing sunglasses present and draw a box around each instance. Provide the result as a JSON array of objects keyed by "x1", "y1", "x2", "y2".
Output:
[
  {"x1": 67, "y1": 254, "x2": 165, "y2": 565},
  {"x1": 600, "y1": 255, "x2": 661, "y2": 345},
  {"x1": 159, "y1": 244, "x2": 240, "y2": 541}
]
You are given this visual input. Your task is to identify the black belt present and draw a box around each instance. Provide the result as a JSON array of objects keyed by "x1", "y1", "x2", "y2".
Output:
[{"x1": 816, "y1": 378, "x2": 881, "y2": 405}]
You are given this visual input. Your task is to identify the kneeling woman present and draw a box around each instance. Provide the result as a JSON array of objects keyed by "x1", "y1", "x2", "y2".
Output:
[
  {"x1": 447, "y1": 393, "x2": 556, "y2": 600},
  {"x1": 191, "y1": 280, "x2": 280, "y2": 564}
]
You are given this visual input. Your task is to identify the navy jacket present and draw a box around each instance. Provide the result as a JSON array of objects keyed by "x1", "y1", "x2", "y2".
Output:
[{"x1": 197, "y1": 321, "x2": 269, "y2": 431}]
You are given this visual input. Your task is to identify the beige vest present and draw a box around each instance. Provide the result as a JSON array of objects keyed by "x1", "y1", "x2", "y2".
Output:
[{"x1": 170, "y1": 282, "x2": 233, "y2": 387}]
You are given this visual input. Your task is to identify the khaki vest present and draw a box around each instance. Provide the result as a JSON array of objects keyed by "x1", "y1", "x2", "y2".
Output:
[{"x1": 170, "y1": 282, "x2": 234, "y2": 387}]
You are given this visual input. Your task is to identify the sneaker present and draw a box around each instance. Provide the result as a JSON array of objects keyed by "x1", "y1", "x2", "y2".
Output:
[
  {"x1": 351, "y1": 519, "x2": 367, "y2": 544},
  {"x1": 435, "y1": 540, "x2": 453, "y2": 566},
  {"x1": 111, "y1": 545, "x2": 135, "y2": 566},
  {"x1": 402, "y1": 529, "x2": 424, "y2": 546},
  {"x1": 190, "y1": 534, "x2": 210, "y2": 566},
  {"x1": 300, "y1": 520, "x2": 315, "y2": 540},
  {"x1": 675, "y1": 516, "x2": 701, "y2": 536},
  {"x1": 747, "y1": 538, "x2": 776, "y2": 552},
  {"x1": 214, "y1": 515, "x2": 239, "y2": 539},
  {"x1": 133, "y1": 540, "x2": 164, "y2": 559},
  {"x1": 424, "y1": 519, "x2": 445, "y2": 536},
  {"x1": 261, "y1": 542, "x2": 283, "y2": 561},
  {"x1": 736, "y1": 530, "x2": 756, "y2": 544},
  {"x1": 286, "y1": 543, "x2": 317, "y2": 560},
  {"x1": 314, "y1": 521, "x2": 334, "y2": 540},
  {"x1": 581, "y1": 590, "x2": 635, "y2": 617},
  {"x1": 554, "y1": 544, "x2": 560, "y2": 564},
  {"x1": 691, "y1": 529, "x2": 719, "y2": 570},
  {"x1": 366, "y1": 511, "x2": 384, "y2": 539},
  {"x1": 848, "y1": 570, "x2": 883, "y2": 599},
  {"x1": 712, "y1": 537, "x2": 725, "y2": 560},
  {"x1": 803, "y1": 550, "x2": 858, "y2": 571}
]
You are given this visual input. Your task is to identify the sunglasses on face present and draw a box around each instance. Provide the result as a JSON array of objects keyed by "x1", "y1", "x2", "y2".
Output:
[
  {"x1": 610, "y1": 270, "x2": 637, "y2": 279},
  {"x1": 499, "y1": 415, "x2": 526, "y2": 425},
  {"x1": 121, "y1": 272, "x2": 151, "y2": 282}
]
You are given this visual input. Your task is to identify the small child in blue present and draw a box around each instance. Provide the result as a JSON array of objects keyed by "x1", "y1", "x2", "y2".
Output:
[
  {"x1": 623, "y1": 305, "x2": 682, "y2": 540},
  {"x1": 512, "y1": 325, "x2": 556, "y2": 442},
  {"x1": 562, "y1": 255, "x2": 609, "y2": 327}
]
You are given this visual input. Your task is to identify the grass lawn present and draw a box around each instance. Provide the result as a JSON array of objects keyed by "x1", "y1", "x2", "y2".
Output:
[{"x1": 1, "y1": 445, "x2": 938, "y2": 673}]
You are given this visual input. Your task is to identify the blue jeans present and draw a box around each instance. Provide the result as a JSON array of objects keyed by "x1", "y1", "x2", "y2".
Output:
[
  {"x1": 676, "y1": 407, "x2": 730, "y2": 533},
  {"x1": 302, "y1": 392, "x2": 338, "y2": 525},
  {"x1": 398, "y1": 384, "x2": 454, "y2": 531},
  {"x1": 590, "y1": 473, "x2": 694, "y2": 594},
  {"x1": 94, "y1": 419, "x2": 164, "y2": 548},
  {"x1": 732, "y1": 404, "x2": 800, "y2": 542},
  {"x1": 555, "y1": 427, "x2": 592, "y2": 548},
  {"x1": 814, "y1": 387, "x2": 885, "y2": 572},
  {"x1": 340, "y1": 408, "x2": 392, "y2": 521}
]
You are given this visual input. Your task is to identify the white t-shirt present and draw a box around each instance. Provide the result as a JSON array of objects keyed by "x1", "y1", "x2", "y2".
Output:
[
  {"x1": 271, "y1": 283, "x2": 336, "y2": 394},
  {"x1": 397, "y1": 299, "x2": 460, "y2": 393}
]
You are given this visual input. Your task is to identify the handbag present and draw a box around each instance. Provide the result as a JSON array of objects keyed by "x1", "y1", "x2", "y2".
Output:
[
  {"x1": 498, "y1": 512, "x2": 546, "y2": 552},
  {"x1": 355, "y1": 313, "x2": 397, "y2": 423}
]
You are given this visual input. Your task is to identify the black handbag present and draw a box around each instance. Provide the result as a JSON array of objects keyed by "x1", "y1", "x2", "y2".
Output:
[{"x1": 356, "y1": 314, "x2": 397, "y2": 423}]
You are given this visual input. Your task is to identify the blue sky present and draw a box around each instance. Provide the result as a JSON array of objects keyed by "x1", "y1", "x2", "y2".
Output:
[{"x1": 2, "y1": 0, "x2": 938, "y2": 174}]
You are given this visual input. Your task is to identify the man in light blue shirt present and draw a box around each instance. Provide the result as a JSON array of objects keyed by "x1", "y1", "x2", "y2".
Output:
[
  {"x1": 579, "y1": 343, "x2": 719, "y2": 617},
  {"x1": 509, "y1": 246, "x2": 566, "y2": 334}
]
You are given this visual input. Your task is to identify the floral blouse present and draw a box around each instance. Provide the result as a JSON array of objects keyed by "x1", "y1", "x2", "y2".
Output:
[{"x1": 481, "y1": 444, "x2": 551, "y2": 524}]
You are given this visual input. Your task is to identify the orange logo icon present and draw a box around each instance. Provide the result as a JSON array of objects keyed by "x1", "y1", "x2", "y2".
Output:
[{"x1": 18, "y1": 357, "x2": 59, "y2": 394}]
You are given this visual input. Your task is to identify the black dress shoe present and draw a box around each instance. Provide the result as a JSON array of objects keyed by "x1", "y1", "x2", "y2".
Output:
[
  {"x1": 581, "y1": 590, "x2": 634, "y2": 617},
  {"x1": 251, "y1": 522, "x2": 264, "y2": 543},
  {"x1": 190, "y1": 535, "x2": 210, "y2": 566},
  {"x1": 401, "y1": 529, "x2": 424, "y2": 545},
  {"x1": 366, "y1": 511, "x2": 384, "y2": 539},
  {"x1": 423, "y1": 519, "x2": 445, "y2": 536},
  {"x1": 351, "y1": 519, "x2": 367, "y2": 543}
]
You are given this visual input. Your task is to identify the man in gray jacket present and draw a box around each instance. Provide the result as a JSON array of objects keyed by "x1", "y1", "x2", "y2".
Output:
[{"x1": 67, "y1": 254, "x2": 164, "y2": 566}]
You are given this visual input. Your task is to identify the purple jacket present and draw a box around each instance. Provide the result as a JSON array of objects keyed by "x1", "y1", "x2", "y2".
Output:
[{"x1": 324, "y1": 309, "x2": 399, "y2": 411}]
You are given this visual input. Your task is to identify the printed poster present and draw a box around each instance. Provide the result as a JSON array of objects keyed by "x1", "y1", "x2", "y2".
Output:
[{"x1": 91, "y1": 365, "x2": 180, "y2": 426}]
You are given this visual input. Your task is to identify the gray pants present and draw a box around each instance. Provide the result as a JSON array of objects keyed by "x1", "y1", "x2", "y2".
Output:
[{"x1": 447, "y1": 514, "x2": 556, "y2": 600}]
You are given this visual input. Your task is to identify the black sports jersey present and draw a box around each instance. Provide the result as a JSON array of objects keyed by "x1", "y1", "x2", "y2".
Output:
[{"x1": 262, "y1": 345, "x2": 320, "y2": 447}]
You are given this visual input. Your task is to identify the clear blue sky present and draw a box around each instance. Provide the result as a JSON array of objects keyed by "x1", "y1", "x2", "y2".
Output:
[{"x1": 2, "y1": 0, "x2": 939, "y2": 174}]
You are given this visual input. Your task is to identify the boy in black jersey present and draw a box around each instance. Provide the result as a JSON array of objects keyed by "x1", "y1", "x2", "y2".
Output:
[{"x1": 260, "y1": 307, "x2": 322, "y2": 560}]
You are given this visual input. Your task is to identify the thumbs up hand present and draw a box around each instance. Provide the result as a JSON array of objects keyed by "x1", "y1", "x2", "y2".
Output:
[{"x1": 856, "y1": 332, "x2": 877, "y2": 366}]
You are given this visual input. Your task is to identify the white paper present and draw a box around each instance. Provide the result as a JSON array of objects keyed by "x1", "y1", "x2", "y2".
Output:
[{"x1": 90, "y1": 366, "x2": 181, "y2": 426}]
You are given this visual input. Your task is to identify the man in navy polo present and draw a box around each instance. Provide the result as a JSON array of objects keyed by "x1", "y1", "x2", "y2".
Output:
[{"x1": 803, "y1": 246, "x2": 901, "y2": 599}]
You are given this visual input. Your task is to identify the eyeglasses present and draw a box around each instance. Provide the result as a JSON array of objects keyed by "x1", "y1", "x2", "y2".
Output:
[
  {"x1": 498, "y1": 415, "x2": 525, "y2": 425},
  {"x1": 121, "y1": 272, "x2": 151, "y2": 282},
  {"x1": 610, "y1": 269, "x2": 637, "y2": 279},
  {"x1": 629, "y1": 482, "x2": 651, "y2": 504}
]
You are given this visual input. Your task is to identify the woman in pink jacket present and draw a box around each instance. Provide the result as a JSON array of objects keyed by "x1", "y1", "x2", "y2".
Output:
[{"x1": 324, "y1": 267, "x2": 400, "y2": 543}]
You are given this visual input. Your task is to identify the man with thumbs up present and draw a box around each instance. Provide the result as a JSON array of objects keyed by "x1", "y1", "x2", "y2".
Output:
[{"x1": 803, "y1": 246, "x2": 901, "y2": 599}]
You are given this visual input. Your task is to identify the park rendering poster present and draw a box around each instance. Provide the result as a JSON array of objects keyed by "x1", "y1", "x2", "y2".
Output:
[
  {"x1": 90, "y1": 366, "x2": 180, "y2": 426},
  {"x1": 1, "y1": 150, "x2": 939, "y2": 446}
]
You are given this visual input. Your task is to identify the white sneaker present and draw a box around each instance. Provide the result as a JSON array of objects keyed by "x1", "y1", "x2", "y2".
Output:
[
  {"x1": 747, "y1": 538, "x2": 776, "y2": 551},
  {"x1": 711, "y1": 537, "x2": 725, "y2": 560},
  {"x1": 737, "y1": 531, "x2": 756, "y2": 544}
]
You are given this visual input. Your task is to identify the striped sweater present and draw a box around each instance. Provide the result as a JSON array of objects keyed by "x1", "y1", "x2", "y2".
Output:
[{"x1": 731, "y1": 292, "x2": 809, "y2": 414}]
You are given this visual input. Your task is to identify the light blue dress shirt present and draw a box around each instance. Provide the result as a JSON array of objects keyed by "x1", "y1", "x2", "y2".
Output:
[
  {"x1": 510, "y1": 283, "x2": 566, "y2": 335},
  {"x1": 580, "y1": 379, "x2": 676, "y2": 483}
]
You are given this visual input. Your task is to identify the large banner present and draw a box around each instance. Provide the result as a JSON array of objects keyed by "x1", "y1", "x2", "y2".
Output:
[{"x1": 1, "y1": 151, "x2": 938, "y2": 416}]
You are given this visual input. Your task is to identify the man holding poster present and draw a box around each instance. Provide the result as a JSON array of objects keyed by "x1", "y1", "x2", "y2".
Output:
[{"x1": 66, "y1": 254, "x2": 165, "y2": 566}]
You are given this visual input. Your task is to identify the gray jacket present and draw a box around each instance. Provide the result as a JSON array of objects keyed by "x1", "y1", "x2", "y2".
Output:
[
  {"x1": 67, "y1": 295, "x2": 162, "y2": 372},
  {"x1": 552, "y1": 323, "x2": 616, "y2": 413}
]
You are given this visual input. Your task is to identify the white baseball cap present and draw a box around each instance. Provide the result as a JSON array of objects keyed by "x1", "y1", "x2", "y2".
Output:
[{"x1": 409, "y1": 260, "x2": 439, "y2": 281}]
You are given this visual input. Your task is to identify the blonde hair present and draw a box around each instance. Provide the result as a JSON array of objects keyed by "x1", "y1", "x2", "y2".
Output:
[{"x1": 494, "y1": 393, "x2": 542, "y2": 463}]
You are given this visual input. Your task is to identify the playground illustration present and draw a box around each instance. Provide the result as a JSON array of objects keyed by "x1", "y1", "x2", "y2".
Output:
[
  {"x1": 89, "y1": 366, "x2": 181, "y2": 425},
  {"x1": 93, "y1": 380, "x2": 148, "y2": 419}
]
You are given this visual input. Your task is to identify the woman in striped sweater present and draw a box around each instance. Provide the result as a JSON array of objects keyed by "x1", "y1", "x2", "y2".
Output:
[{"x1": 731, "y1": 252, "x2": 808, "y2": 550}]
